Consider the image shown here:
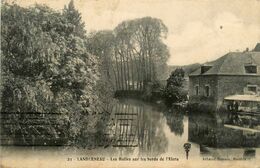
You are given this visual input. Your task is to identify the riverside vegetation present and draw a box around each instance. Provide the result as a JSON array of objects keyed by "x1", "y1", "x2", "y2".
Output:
[{"x1": 0, "y1": 0, "x2": 187, "y2": 147}]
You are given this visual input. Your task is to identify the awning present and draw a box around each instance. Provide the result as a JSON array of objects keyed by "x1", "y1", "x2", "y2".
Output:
[{"x1": 224, "y1": 94, "x2": 260, "y2": 102}]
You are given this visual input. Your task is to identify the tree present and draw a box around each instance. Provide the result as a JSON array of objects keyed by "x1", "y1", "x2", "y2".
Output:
[
  {"x1": 113, "y1": 17, "x2": 169, "y2": 91},
  {"x1": 1, "y1": 2, "x2": 101, "y2": 145},
  {"x1": 163, "y1": 68, "x2": 186, "y2": 106},
  {"x1": 86, "y1": 31, "x2": 116, "y2": 111},
  {"x1": 86, "y1": 17, "x2": 169, "y2": 94},
  {"x1": 63, "y1": 0, "x2": 86, "y2": 37},
  {"x1": 166, "y1": 68, "x2": 185, "y2": 87},
  {"x1": 86, "y1": 31, "x2": 115, "y2": 85}
]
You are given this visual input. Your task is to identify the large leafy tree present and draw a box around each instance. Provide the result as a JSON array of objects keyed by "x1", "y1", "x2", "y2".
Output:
[
  {"x1": 1, "y1": 2, "x2": 100, "y2": 145},
  {"x1": 92, "y1": 17, "x2": 170, "y2": 91}
]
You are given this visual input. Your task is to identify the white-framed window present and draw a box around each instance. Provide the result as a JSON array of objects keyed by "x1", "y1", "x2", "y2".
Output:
[
  {"x1": 204, "y1": 85, "x2": 210, "y2": 97},
  {"x1": 247, "y1": 84, "x2": 258, "y2": 94},
  {"x1": 195, "y1": 85, "x2": 199, "y2": 96}
]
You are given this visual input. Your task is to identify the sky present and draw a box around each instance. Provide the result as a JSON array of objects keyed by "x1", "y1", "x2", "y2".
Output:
[{"x1": 12, "y1": 0, "x2": 260, "y2": 65}]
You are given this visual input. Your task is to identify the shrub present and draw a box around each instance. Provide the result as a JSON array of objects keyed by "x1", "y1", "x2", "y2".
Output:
[{"x1": 163, "y1": 68, "x2": 187, "y2": 106}]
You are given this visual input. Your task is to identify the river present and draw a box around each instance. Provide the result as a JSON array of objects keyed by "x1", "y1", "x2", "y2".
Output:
[{"x1": 1, "y1": 98, "x2": 260, "y2": 163}]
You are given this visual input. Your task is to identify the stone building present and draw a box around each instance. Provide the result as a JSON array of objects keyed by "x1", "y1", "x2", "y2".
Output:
[{"x1": 188, "y1": 43, "x2": 260, "y2": 111}]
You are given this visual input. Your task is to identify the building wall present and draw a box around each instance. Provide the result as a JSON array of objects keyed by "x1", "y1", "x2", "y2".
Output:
[
  {"x1": 189, "y1": 75, "x2": 260, "y2": 111},
  {"x1": 189, "y1": 75, "x2": 219, "y2": 109},
  {"x1": 216, "y1": 75, "x2": 260, "y2": 108}
]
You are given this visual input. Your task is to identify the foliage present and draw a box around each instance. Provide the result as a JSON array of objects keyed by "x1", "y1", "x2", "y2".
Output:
[
  {"x1": 63, "y1": 0, "x2": 86, "y2": 37},
  {"x1": 86, "y1": 31, "x2": 116, "y2": 114},
  {"x1": 0, "y1": 1, "x2": 171, "y2": 147},
  {"x1": 1, "y1": 2, "x2": 101, "y2": 145},
  {"x1": 163, "y1": 68, "x2": 187, "y2": 106},
  {"x1": 113, "y1": 17, "x2": 169, "y2": 90},
  {"x1": 87, "y1": 17, "x2": 169, "y2": 93}
]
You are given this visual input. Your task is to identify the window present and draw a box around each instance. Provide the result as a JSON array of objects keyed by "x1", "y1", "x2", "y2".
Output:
[
  {"x1": 201, "y1": 65, "x2": 212, "y2": 74},
  {"x1": 205, "y1": 85, "x2": 210, "y2": 97},
  {"x1": 195, "y1": 85, "x2": 199, "y2": 96},
  {"x1": 245, "y1": 65, "x2": 257, "y2": 74},
  {"x1": 247, "y1": 85, "x2": 257, "y2": 94}
]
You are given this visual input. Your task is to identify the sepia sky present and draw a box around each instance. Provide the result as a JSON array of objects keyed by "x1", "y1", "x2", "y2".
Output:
[{"x1": 12, "y1": 0, "x2": 260, "y2": 65}]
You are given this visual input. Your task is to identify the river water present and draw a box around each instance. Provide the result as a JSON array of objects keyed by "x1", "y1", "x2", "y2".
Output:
[{"x1": 1, "y1": 98, "x2": 260, "y2": 163}]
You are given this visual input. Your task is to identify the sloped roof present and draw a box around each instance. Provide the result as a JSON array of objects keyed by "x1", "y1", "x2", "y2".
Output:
[{"x1": 190, "y1": 51, "x2": 260, "y2": 76}]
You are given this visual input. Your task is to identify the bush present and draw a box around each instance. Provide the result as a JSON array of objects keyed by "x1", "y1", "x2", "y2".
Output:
[{"x1": 163, "y1": 68, "x2": 187, "y2": 106}]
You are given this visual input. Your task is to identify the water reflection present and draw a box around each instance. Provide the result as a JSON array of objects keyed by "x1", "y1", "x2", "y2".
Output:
[
  {"x1": 188, "y1": 112, "x2": 260, "y2": 159},
  {"x1": 107, "y1": 99, "x2": 260, "y2": 159},
  {"x1": 188, "y1": 113, "x2": 260, "y2": 148},
  {"x1": 109, "y1": 99, "x2": 168, "y2": 157},
  {"x1": 1, "y1": 98, "x2": 260, "y2": 160},
  {"x1": 164, "y1": 107, "x2": 184, "y2": 136}
]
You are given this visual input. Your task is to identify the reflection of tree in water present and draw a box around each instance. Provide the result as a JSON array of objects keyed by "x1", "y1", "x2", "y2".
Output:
[
  {"x1": 188, "y1": 113, "x2": 260, "y2": 148},
  {"x1": 137, "y1": 105, "x2": 168, "y2": 156},
  {"x1": 108, "y1": 100, "x2": 168, "y2": 157},
  {"x1": 188, "y1": 113, "x2": 259, "y2": 159},
  {"x1": 164, "y1": 107, "x2": 184, "y2": 136},
  {"x1": 188, "y1": 113, "x2": 217, "y2": 147}
]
